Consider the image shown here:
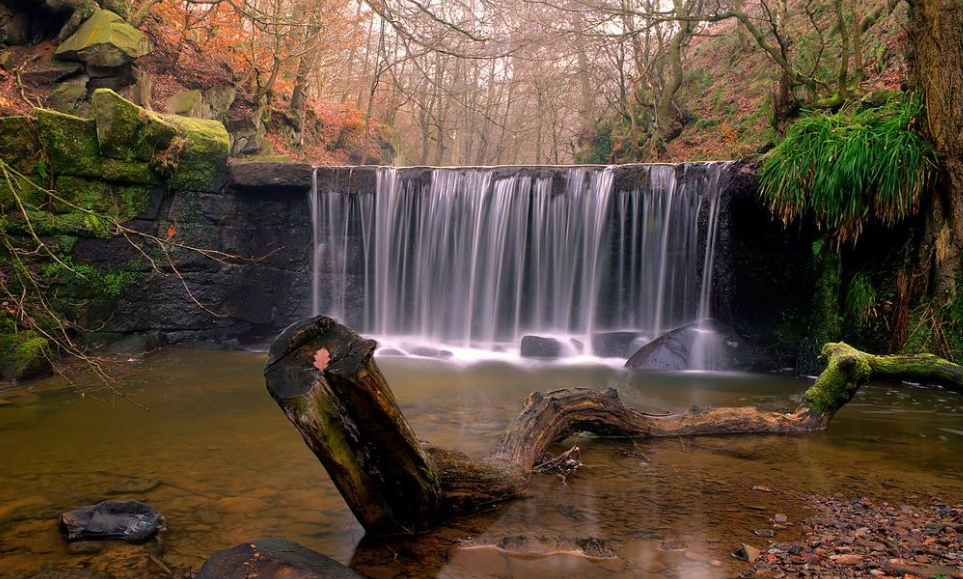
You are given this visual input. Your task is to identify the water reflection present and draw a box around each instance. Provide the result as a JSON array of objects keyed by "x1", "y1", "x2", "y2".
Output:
[{"x1": 1, "y1": 350, "x2": 962, "y2": 578}]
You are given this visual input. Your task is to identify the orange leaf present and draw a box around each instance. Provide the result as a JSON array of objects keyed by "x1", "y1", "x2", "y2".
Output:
[
  {"x1": 313, "y1": 349, "x2": 330, "y2": 371},
  {"x1": 167, "y1": 225, "x2": 176, "y2": 239}
]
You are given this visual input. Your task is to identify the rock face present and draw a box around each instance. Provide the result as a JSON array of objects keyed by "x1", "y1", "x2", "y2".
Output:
[
  {"x1": 55, "y1": 9, "x2": 151, "y2": 69},
  {"x1": 60, "y1": 500, "x2": 162, "y2": 542},
  {"x1": 196, "y1": 537, "x2": 364, "y2": 579},
  {"x1": 625, "y1": 320, "x2": 763, "y2": 371}
]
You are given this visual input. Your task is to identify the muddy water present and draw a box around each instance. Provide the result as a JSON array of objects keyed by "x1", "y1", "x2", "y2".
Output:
[{"x1": 1, "y1": 350, "x2": 962, "y2": 579}]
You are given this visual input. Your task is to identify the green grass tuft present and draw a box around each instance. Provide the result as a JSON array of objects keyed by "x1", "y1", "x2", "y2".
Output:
[{"x1": 759, "y1": 96, "x2": 937, "y2": 244}]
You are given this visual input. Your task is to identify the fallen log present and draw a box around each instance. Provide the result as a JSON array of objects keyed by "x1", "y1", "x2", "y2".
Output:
[{"x1": 263, "y1": 317, "x2": 963, "y2": 536}]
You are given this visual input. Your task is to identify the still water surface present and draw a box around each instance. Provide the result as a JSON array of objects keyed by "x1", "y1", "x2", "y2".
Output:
[{"x1": 1, "y1": 350, "x2": 962, "y2": 578}]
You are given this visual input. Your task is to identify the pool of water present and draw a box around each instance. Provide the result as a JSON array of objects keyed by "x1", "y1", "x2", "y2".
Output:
[{"x1": 1, "y1": 350, "x2": 962, "y2": 578}]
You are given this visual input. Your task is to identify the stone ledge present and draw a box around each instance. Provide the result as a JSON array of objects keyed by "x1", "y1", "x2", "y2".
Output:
[{"x1": 228, "y1": 160, "x2": 315, "y2": 193}]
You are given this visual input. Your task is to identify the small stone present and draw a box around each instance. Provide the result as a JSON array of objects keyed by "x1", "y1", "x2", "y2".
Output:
[
  {"x1": 754, "y1": 529, "x2": 775, "y2": 538},
  {"x1": 732, "y1": 544, "x2": 761, "y2": 563},
  {"x1": 773, "y1": 513, "x2": 788, "y2": 524},
  {"x1": 60, "y1": 500, "x2": 162, "y2": 542}
]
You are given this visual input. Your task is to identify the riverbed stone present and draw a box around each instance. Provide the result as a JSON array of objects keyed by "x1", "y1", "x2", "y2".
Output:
[
  {"x1": 196, "y1": 537, "x2": 365, "y2": 579},
  {"x1": 55, "y1": 9, "x2": 151, "y2": 69},
  {"x1": 60, "y1": 500, "x2": 162, "y2": 542}
]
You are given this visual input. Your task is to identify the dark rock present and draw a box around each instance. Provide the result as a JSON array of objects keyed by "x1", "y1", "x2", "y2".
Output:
[
  {"x1": 591, "y1": 331, "x2": 642, "y2": 358},
  {"x1": 196, "y1": 537, "x2": 365, "y2": 579},
  {"x1": 377, "y1": 348, "x2": 406, "y2": 357},
  {"x1": 228, "y1": 160, "x2": 314, "y2": 193},
  {"x1": 625, "y1": 319, "x2": 763, "y2": 371},
  {"x1": 520, "y1": 335, "x2": 565, "y2": 359},
  {"x1": 0, "y1": 5, "x2": 31, "y2": 46},
  {"x1": 732, "y1": 543, "x2": 760, "y2": 562},
  {"x1": 410, "y1": 346, "x2": 454, "y2": 359},
  {"x1": 60, "y1": 500, "x2": 161, "y2": 543},
  {"x1": 84, "y1": 332, "x2": 160, "y2": 355},
  {"x1": 20, "y1": 58, "x2": 83, "y2": 87},
  {"x1": 225, "y1": 116, "x2": 265, "y2": 155}
]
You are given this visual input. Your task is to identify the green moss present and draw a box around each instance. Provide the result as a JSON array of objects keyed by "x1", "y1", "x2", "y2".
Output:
[
  {"x1": 0, "y1": 329, "x2": 53, "y2": 383},
  {"x1": 803, "y1": 342, "x2": 871, "y2": 414},
  {"x1": 0, "y1": 116, "x2": 42, "y2": 175},
  {"x1": 53, "y1": 176, "x2": 151, "y2": 220},
  {"x1": 92, "y1": 89, "x2": 177, "y2": 162},
  {"x1": 161, "y1": 114, "x2": 229, "y2": 192},
  {"x1": 800, "y1": 242, "x2": 842, "y2": 372},
  {"x1": 33, "y1": 108, "x2": 158, "y2": 185},
  {"x1": 10, "y1": 209, "x2": 109, "y2": 237}
]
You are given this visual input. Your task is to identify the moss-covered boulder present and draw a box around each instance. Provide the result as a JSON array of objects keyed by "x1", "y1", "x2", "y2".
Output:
[
  {"x1": 163, "y1": 114, "x2": 230, "y2": 191},
  {"x1": 48, "y1": 83, "x2": 90, "y2": 117},
  {"x1": 92, "y1": 89, "x2": 176, "y2": 162},
  {"x1": 34, "y1": 109, "x2": 157, "y2": 184},
  {"x1": 0, "y1": 330, "x2": 53, "y2": 383},
  {"x1": 55, "y1": 9, "x2": 151, "y2": 69},
  {"x1": 0, "y1": 115, "x2": 41, "y2": 174}
]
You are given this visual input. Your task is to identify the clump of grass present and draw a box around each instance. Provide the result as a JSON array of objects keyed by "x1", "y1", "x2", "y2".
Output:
[{"x1": 759, "y1": 96, "x2": 937, "y2": 244}]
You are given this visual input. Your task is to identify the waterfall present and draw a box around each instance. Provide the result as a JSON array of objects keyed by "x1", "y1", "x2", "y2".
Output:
[{"x1": 308, "y1": 163, "x2": 730, "y2": 361}]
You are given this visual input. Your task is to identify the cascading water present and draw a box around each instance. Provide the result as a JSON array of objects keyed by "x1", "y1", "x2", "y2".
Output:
[{"x1": 308, "y1": 163, "x2": 731, "y2": 363}]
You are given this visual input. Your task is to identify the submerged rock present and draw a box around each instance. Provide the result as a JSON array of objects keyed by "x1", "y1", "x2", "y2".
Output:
[
  {"x1": 520, "y1": 335, "x2": 565, "y2": 359},
  {"x1": 197, "y1": 537, "x2": 364, "y2": 579},
  {"x1": 625, "y1": 319, "x2": 762, "y2": 371},
  {"x1": 60, "y1": 500, "x2": 161, "y2": 542}
]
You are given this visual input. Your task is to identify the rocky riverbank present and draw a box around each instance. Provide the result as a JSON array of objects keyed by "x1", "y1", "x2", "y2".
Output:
[{"x1": 742, "y1": 496, "x2": 963, "y2": 579}]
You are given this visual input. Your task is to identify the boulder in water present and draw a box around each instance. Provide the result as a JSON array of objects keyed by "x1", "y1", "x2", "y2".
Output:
[
  {"x1": 60, "y1": 500, "x2": 161, "y2": 542},
  {"x1": 625, "y1": 320, "x2": 761, "y2": 371},
  {"x1": 591, "y1": 331, "x2": 643, "y2": 358},
  {"x1": 520, "y1": 335, "x2": 564, "y2": 359},
  {"x1": 197, "y1": 537, "x2": 364, "y2": 579}
]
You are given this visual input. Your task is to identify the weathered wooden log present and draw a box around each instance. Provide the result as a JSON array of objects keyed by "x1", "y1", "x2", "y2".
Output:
[{"x1": 264, "y1": 318, "x2": 963, "y2": 536}]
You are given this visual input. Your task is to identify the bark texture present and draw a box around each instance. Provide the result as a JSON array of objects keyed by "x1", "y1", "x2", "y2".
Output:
[
  {"x1": 264, "y1": 318, "x2": 963, "y2": 536},
  {"x1": 908, "y1": 0, "x2": 963, "y2": 295}
]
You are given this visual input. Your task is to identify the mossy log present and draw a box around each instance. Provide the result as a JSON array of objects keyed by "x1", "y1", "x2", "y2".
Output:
[{"x1": 264, "y1": 318, "x2": 963, "y2": 536}]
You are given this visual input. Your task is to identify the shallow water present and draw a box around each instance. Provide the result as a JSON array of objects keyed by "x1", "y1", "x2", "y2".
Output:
[{"x1": 1, "y1": 350, "x2": 963, "y2": 578}]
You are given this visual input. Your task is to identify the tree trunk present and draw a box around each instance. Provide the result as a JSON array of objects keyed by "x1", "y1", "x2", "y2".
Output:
[
  {"x1": 264, "y1": 318, "x2": 962, "y2": 537},
  {"x1": 908, "y1": 0, "x2": 963, "y2": 296}
]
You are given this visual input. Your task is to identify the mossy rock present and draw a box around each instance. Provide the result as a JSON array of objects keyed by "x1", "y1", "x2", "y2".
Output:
[
  {"x1": 34, "y1": 108, "x2": 158, "y2": 185},
  {"x1": 0, "y1": 116, "x2": 42, "y2": 174},
  {"x1": 53, "y1": 175, "x2": 151, "y2": 220},
  {"x1": 47, "y1": 83, "x2": 90, "y2": 117},
  {"x1": 165, "y1": 89, "x2": 204, "y2": 117},
  {"x1": 0, "y1": 330, "x2": 53, "y2": 383},
  {"x1": 162, "y1": 114, "x2": 230, "y2": 191},
  {"x1": 92, "y1": 89, "x2": 176, "y2": 162},
  {"x1": 55, "y1": 9, "x2": 151, "y2": 69}
]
